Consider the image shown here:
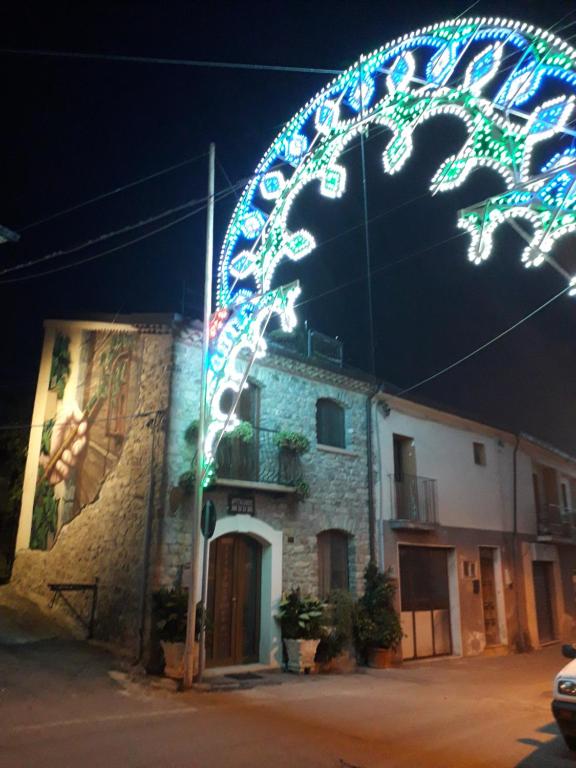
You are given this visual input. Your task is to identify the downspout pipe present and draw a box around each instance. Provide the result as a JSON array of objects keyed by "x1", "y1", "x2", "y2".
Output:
[
  {"x1": 512, "y1": 432, "x2": 526, "y2": 652},
  {"x1": 137, "y1": 412, "x2": 158, "y2": 663},
  {"x1": 366, "y1": 388, "x2": 379, "y2": 564}
]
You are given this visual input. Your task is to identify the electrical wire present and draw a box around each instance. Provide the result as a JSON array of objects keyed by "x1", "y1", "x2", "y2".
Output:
[
  {"x1": 0, "y1": 176, "x2": 254, "y2": 284},
  {"x1": 0, "y1": 48, "x2": 341, "y2": 75},
  {"x1": 8, "y1": 11, "x2": 576, "y2": 281},
  {"x1": 4, "y1": 19, "x2": 547, "y2": 245},
  {"x1": 1, "y1": 118, "x2": 416, "y2": 285},
  {"x1": 19, "y1": 151, "x2": 209, "y2": 232},
  {"x1": 0, "y1": 197, "x2": 210, "y2": 278},
  {"x1": 0, "y1": 207, "x2": 204, "y2": 285},
  {"x1": 3, "y1": 17, "x2": 575, "y2": 311},
  {"x1": 296, "y1": 231, "x2": 467, "y2": 310},
  {"x1": 397, "y1": 284, "x2": 572, "y2": 396},
  {"x1": 0, "y1": 269, "x2": 570, "y2": 434},
  {"x1": 0, "y1": 227, "x2": 467, "y2": 393}
]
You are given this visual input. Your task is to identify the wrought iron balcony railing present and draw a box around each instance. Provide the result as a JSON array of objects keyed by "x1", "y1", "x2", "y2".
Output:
[
  {"x1": 537, "y1": 503, "x2": 576, "y2": 542},
  {"x1": 216, "y1": 426, "x2": 304, "y2": 488},
  {"x1": 389, "y1": 473, "x2": 438, "y2": 526}
]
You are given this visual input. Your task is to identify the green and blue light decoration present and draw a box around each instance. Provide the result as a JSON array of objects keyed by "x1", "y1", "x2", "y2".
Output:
[{"x1": 202, "y1": 17, "x2": 576, "y2": 486}]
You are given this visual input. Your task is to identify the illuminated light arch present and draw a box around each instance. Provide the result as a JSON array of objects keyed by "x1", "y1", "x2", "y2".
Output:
[{"x1": 202, "y1": 17, "x2": 576, "y2": 484}]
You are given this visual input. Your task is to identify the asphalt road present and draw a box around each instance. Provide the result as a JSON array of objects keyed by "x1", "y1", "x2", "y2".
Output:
[{"x1": 0, "y1": 600, "x2": 575, "y2": 768}]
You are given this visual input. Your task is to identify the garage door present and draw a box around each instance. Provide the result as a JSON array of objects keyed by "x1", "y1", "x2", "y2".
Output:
[{"x1": 399, "y1": 546, "x2": 452, "y2": 659}]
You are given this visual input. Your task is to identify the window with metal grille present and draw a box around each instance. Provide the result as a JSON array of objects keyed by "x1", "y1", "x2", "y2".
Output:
[
  {"x1": 316, "y1": 399, "x2": 345, "y2": 448},
  {"x1": 317, "y1": 530, "x2": 350, "y2": 598}
]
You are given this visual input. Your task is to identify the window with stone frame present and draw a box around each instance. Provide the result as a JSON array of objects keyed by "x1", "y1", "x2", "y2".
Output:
[
  {"x1": 318, "y1": 529, "x2": 350, "y2": 598},
  {"x1": 316, "y1": 398, "x2": 345, "y2": 448}
]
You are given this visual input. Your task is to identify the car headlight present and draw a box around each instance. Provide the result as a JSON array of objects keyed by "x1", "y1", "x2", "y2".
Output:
[{"x1": 558, "y1": 679, "x2": 576, "y2": 696}]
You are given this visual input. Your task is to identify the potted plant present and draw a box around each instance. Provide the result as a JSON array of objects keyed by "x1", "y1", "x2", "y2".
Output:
[
  {"x1": 354, "y1": 562, "x2": 403, "y2": 668},
  {"x1": 153, "y1": 589, "x2": 206, "y2": 679},
  {"x1": 315, "y1": 589, "x2": 356, "y2": 673},
  {"x1": 274, "y1": 430, "x2": 309, "y2": 485},
  {"x1": 274, "y1": 430, "x2": 310, "y2": 455},
  {"x1": 223, "y1": 420, "x2": 254, "y2": 443},
  {"x1": 277, "y1": 588, "x2": 325, "y2": 674}
]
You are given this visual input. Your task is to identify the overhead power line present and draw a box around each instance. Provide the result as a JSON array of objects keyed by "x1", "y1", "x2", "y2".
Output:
[
  {"x1": 0, "y1": 280, "x2": 570, "y2": 433},
  {"x1": 0, "y1": 48, "x2": 341, "y2": 75},
  {"x1": 398, "y1": 284, "x2": 571, "y2": 396},
  {"x1": 0, "y1": 176, "x2": 252, "y2": 282},
  {"x1": 1, "y1": 198, "x2": 206, "y2": 278},
  {"x1": 296, "y1": 231, "x2": 466, "y2": 311},
  {"x1": 0, "y1": 207, "x2": 204, "y2": 285},
  {"x1": 10, "y1": 10, "x2": 576, "y2": 241},
  {"x1": 19, "y1": 151, "x2": 209, "y2": 232},
  {"x1": 2, "y1": 119, "x2": 413, "y2": 283}
]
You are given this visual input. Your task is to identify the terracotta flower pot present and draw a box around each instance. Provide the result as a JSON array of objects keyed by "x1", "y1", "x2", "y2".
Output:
[
  {"x1": 284, "y1": 638, "x2": 321, "y2": 674},
  {"x1": 368, "y1": 647, "x2": 394, "y2": 669}
]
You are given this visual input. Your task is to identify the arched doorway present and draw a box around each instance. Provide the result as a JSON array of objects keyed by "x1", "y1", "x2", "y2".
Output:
[{"x1": 206, "y1": 533, "x2": 262, "y2": 667}]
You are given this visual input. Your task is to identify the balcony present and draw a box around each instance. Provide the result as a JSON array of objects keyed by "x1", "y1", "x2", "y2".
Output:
[
  {"x1": 216, "y1": 426, "x2": 304, "y2": 490},
  {"x1": 537, "y1": 503, "x2": 576, "y2": 543},
  {"x1": 389, "y1": 474, "x2": 438, "y2": 530}
]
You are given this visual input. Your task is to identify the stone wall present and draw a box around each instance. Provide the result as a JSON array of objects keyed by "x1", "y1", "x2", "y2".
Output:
[
  {"x1": 152, "y1": 326, "x2": 202, "y2": 590},
  {"x1": 157, "y1": 326, "x2": 373, "y2": 598},
  {"x1": 11, "y1": 327, "x2": 173, "y2": 653}
]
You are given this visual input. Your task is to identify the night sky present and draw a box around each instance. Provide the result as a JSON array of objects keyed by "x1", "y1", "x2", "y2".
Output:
[{"x1": 1, "y1": 1, "x2": 576, "y2": 452}]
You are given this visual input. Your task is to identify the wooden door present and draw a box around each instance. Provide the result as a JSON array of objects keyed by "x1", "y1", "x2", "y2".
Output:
[
  {"x1": 479, "y1": 548, "x2": 500, "y2": 647},
  {"x1": 206, "y1": 534, "x2": 261, "y2": 667},
  {"x1": 533, "y1": 561, "x2": 555, "y2": 644}
]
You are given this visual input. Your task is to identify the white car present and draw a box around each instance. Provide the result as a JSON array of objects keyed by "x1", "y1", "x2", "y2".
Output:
[{"x1": 552, "y1": 644, "x2": 576, "y2": 751}]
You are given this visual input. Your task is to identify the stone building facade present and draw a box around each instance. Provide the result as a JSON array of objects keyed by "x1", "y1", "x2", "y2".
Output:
[
  {"x1": 11, "y1": 315, "x2": 373, "y2": 667},
  {"x1": 158, "y1": 323, "x2": 373, "y2": 667},
  {"x1": 11, "y1": 314, "x2": 575, "y2": 668}
]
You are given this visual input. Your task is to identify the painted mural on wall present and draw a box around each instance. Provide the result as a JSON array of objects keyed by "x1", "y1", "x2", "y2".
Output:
[{"x1": 30, "y1": 330, "x2": 142, "y2": 550}]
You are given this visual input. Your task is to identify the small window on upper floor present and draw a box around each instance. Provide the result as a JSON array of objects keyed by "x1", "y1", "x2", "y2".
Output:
[
  {"x1": 220, "y1": 381, "x2": 260, "y2": 426},
  {"x1": 473, "y1": 442, "x2": 486, "y2": 466},
  {"x1": 316, "y1": 398, "x2": 345, "y2": 448}
]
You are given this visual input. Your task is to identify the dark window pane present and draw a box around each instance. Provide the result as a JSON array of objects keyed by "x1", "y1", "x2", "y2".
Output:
[
  {"x1": 316, "y1": 399, "x2": 345, "y2": 448},
  {"x1": 220, "y1": 384, "x2": 259, "y2": 424},
  {"x1": 330, "y1": 533, "x2": 349, "y2": 591},
  {"x1": 318, "y1": 530, "x2": 349, "y2": 598},
  {"x1": 473, "y1": 442, "x2": 486, "y2": 466}
]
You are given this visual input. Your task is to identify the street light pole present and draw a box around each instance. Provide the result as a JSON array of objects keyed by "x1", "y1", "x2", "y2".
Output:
[{"x1": 183, "y1": 143, "x2": 215, "y2": 689}]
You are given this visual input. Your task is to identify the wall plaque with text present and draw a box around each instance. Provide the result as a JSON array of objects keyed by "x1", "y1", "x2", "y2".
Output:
[{"x1": 228, "y1": 494, "x2": 255, "y2": 516}]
